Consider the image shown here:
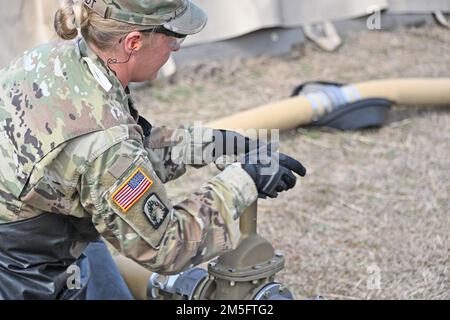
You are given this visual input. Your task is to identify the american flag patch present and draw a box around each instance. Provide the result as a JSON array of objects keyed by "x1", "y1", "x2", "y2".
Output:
[{"x1": 112, "y1": 168, "x2": 153, "y2": 212}]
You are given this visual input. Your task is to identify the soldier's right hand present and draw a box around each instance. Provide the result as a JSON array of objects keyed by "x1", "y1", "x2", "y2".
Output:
[{"x1": 240, "y1": 148, "x2": 306, "y2": 199}]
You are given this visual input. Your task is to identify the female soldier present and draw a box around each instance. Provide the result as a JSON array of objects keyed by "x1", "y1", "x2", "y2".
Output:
[{"x1": 0, "y1": 0, "x2": 305, "y2": 299}]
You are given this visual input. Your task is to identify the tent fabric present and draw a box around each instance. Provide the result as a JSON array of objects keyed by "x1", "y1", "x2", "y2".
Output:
[
  {"x1": 0, "y1": 0, "x2": 449, "y2": 67},
  {"x1": 185, "y1": 0, "x2": 389, "y2": 46},
  {"x1": 387, "y1": 0, "x2": 450, "y2": 13},
  {"x1": 184, "y1": 0, "x2": 282, "y2": 46},
  {"x1": 280, "y1": 0, "x2": 389, "y2": 26}
]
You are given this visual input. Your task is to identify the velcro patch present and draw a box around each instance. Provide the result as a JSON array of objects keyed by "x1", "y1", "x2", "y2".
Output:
[
  {"x1": 143, "y1": 193, "x2": 170, "y2": 229},
  {"x1": 112, "y1": 168, "x2": 153, "y2": 212}
]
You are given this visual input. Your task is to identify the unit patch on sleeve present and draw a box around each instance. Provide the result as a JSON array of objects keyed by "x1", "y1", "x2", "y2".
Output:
[
  {"x1": 112, "y1": 168, "x2": 154, "y2": 212},
  {"x1": 143, "y1": 193, "x2": 170, "y2": 229}
]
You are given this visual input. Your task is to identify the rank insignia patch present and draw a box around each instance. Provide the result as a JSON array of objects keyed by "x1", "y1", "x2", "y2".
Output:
[
  {"x1": 143, "y1": 193, "x2": 169, "y2": 229},
  {"x1": 112, "y1": 168, "x2": 153, "y2": 212}
]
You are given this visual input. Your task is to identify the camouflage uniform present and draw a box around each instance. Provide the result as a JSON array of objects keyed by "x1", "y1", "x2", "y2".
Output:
[{"x1": 0, "y1": 37, "x2": 257, "y2": 296}]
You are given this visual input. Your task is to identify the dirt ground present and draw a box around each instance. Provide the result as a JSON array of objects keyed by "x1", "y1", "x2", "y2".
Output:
[{"x1": 134, "y1": 24, "x2": 450, "y2": 300}]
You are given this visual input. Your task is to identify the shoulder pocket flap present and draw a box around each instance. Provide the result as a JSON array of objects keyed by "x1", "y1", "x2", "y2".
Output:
[{"x1": 105, "y1": 158, "x2": 171, "y2": 249}]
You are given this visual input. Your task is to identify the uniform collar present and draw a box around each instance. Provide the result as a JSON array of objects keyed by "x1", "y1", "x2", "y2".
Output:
[{"x1": 77, "y1": 38, "x2": 127, "y2": 97}]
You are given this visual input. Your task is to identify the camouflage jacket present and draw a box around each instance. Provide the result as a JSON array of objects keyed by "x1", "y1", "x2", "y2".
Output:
[{"x1": 0, "y1": 38, "x2": 257, "y2": 274}]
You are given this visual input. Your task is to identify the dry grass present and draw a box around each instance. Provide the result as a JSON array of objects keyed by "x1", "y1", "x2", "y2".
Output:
[{"x1": 135, "y1": 24, "x2": 450, "y2": 300}]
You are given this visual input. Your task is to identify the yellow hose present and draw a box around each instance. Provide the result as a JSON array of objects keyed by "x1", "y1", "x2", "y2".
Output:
[
  {"x1": 207, "y1": 78, "x2": 450, "y2": 131},
  {"x1": 113, "y1": 255, "x2": 152, "y2": 300}
]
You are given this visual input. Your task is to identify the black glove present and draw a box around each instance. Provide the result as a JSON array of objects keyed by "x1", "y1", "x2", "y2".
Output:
[
  {"x1": 240, "y1": 147, "x2": 306, "y2": 199},
  {"x1": 212, "y1": 129, "x2": 262, "y2": 159}
]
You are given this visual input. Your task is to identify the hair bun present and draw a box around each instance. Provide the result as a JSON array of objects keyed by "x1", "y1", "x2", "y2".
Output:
[{"x1": 54, "y1": 0, "x2": 79, "y2": 40}]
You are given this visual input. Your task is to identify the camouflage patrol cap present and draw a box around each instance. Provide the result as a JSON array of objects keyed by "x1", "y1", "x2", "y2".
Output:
[{"x1": 82, "y1": 0, "x2": 207, "y2": 34}]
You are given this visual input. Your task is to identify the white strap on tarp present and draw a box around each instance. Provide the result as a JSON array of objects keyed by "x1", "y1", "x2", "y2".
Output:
[
  {"x1": 433, "y1": 10, "x2": 450, "y2": 28},
  {"x1": 303, "y1": 21, "x2": 342, "y2": 52}
]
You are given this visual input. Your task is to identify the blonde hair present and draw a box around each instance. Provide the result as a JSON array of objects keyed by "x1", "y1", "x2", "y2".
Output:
[{"x1": 54, "y1": 0, "x2": 154, "y2": 50}]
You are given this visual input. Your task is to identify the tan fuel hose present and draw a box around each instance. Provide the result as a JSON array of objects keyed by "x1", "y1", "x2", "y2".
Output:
[
  {"x1": 206, "y1": 78, "x2": 450, "y2": 131},
  {"x1": 113, "y1": 255, "x2": 152, "y2": 300}
]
